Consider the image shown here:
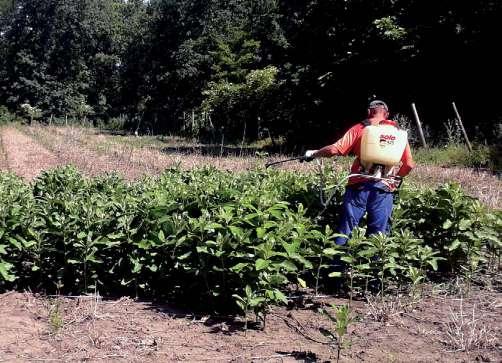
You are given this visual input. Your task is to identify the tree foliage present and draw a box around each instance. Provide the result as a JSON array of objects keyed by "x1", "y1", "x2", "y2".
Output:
[{"x1": 0, "y1": 0, "x2": 500, "y2": 144}]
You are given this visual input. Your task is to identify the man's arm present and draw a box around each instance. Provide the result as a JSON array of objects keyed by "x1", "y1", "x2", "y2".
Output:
[
  {"x1": 314, "y1": 144, "x2": 341, "y2": 157},
  {"x1": 310, "y1": 124, "x2": 362, "y2": 158},
  {"x1": 397, "y1": 143, "x2": 415, "y2": 177}
]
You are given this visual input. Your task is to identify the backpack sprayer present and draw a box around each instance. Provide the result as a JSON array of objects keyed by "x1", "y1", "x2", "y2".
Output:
[{"x1": 266, "y1": 124, "x2": 408, "y2": 215}]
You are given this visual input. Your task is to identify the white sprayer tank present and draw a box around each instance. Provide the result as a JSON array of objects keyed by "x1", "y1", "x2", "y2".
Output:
[{"x1": 360, "y1": 124, "x2": 408, "y2": 170}]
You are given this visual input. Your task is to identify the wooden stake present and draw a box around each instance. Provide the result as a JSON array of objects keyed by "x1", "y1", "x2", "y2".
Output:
[
  {"x1": 411, "y1": 103, "x2": 427, "y2": 148},
  {"x1": 220, "y1": 130, "x2": 225, "y2": 157},
  {"x1": 452, "y1": 102, "x2": 473, "y2": 152},
  {"x1": 239, "y1": 121, "x2": 247, "y2": 157}
]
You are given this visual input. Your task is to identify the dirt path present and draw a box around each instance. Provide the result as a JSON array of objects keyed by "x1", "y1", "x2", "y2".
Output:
[
  {"x1": 0, "y1": 127, "x2": 63, "y2": 179},
  {"x1": 23, "y1": 126, "x2": 313, "y2": 178},
  {"x1": 46, "y1": 126, "x2": 277, "y2": 174},
  {"x1": 1, "y1": 288, "x2": 500, "y2": 362},
  {"x1": 21, "y1": 126, "x2": 154, "y2": 179}
]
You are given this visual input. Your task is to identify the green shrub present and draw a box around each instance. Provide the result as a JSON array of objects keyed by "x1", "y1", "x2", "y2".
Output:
[
  {"x1": 0, "y1": 106, "x2": 16, "y2": 125},
  {"x1": 0, "y1": 166, "x2": 499, "y2": 317}
]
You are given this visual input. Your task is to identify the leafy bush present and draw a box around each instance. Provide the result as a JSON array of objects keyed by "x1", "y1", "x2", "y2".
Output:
[
  {"x1": 0, "y1": 166, "x2": 499, "y2": 318},
  {"x1": 394, "y1": 183, "x2": 501, "y2": 276},
  {"x1": 0, "y1": 106, "x2": 16, "y2": 125}
]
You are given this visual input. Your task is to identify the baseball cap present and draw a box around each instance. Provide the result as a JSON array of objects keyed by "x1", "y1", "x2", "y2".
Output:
[{"x1": 368, "y1": 100, "x2": 388, "y2": 111}]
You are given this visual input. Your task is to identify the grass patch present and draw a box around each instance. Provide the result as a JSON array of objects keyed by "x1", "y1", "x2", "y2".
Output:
[{"x1": 413, "y1": 144, "x2": 495, "y2": 171}]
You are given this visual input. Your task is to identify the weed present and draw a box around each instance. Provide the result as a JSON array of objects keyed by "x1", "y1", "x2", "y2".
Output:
[
  {"x1": 48, "y1": 299, "x2": 64, "y2": 334},
  {"x1": 365, "y1": 295, "x2": 403, "y2": 322},
  {"x1": 443, "y1": 298, "x2": 496, "y2": 352},
  {"x1": 320, "y1": 304, "x2": 352, "y2": 363},
  {"x1": 405, "y1": 266, "x2": 425, "y2": 302}
]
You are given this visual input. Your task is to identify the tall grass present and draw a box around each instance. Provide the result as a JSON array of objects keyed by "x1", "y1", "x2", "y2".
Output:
[{"x1": 413, "y1": 144, "x2": 493, "y2": 170}]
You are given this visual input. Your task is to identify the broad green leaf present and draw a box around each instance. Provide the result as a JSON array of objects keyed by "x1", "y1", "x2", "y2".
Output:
[
  {"x1": 428, "y1": 259, "x2": 439, "y2": 271},
  {"x1": 8, "y1": 237, "x2": 22, "y2": 250},
  {"x1": 447, "y1": 239, "x2": 461, "y2": 251},
  {"x1": 282, "y1": 241, "x2": 299, "y2": 256},
  {"x1": 341, "y1": 256, "x2": 354, "y2": 264},
  {"x1": 205, "y1": 223, "x2": 222, "y2": 231},
  {"x1": 297, "y1": 277, "x2": 307, "y2": 288},
  {"x1": 354, "y1": 263, "x2": 371, "y2": 271},
  {"x1": 458, "y1": 219, "x2": 471, "y2": 231},
  {"x1": 0, "y1": 262, "x2": 16, "y2": 282},
  {"x1": 268, "y1": 273, "x2": 288, "y2": 285},
  {"x1": 196, "y1": 246, "x2": 208, "y2": 254},
  {"x1": 256, "y1": 228, "x2": 266, "y2": 239},
  {"x1": 271, "y1": 289, "x2": 288, "y2": 304},
  {"x1": 85, "y1": 255, "x2": 102, "y2": 264},
  {"x1": 245, "y1": 285, "x2": 253, "y2": 298},
  {"x1": 255, "y1": 258, "x2": 270, "y2": 271},
  {"x1": 230, "y1": 262, "x2": 249, "y2": 273},
  {"x1": 229, "y1": 226, "x2": 243, "y2": 238},
  {"x1": 177, "y1": 251, "x2": 192, "y2": 260},
  {"x1": 250, "y1": 297, "x2": 266, "y2": 306},
  {"x1": 323, "y1": 248, "x2": 342, "y2": 256},
  {"x1": 442, "y1": 220, "x2": 453, "y2": 229},
  {"x1": 280, "y1": 260, "x2": 298, "y2": 272}
]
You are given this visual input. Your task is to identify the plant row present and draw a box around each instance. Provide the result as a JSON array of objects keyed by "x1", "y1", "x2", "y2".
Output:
[{"x1": 0, "y1": 166, "x2": 500, "y2": 317}]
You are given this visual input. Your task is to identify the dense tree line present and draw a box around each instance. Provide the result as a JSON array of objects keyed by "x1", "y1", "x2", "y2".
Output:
[{"x1": 1, "y1": 0, "x2": 500, "y2": 146}]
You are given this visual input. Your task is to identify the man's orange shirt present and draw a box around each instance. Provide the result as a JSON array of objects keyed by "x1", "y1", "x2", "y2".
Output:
[{"x1": 326, "y1": 120, "x2": 415, "y2": 191}]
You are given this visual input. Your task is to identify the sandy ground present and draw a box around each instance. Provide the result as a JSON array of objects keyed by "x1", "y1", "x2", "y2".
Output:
[
  {"x1": 0, "y1": 287, "x2": 500, "y2": 362},
  {"x1": 18, "y1": 126, "x2": 154, "y2": 179},
  {"x1": 0, "y1": 127, "x2": 64, "y2": 179},
  {"x1": 26, "y1": 125, "x2": 284, "y2": 175}
]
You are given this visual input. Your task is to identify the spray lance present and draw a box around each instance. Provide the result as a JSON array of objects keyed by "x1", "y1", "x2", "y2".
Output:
[
  {"x1": 267, "y1": 156, "x2": 403, "y2": 217},
  {"x1": 265, "y1": 156, "x2": 310, "y2": 168},
  {"x1": 265, "y1": 121, "x2": 409, "y2": 216}
]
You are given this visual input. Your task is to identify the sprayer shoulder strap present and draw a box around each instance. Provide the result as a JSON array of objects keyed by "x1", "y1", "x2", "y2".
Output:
[{"x1": 361, "y1": 119, "x2": 371, "y2": 127}]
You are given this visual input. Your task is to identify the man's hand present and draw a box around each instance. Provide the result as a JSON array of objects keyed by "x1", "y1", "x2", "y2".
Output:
[{"x1": 303, "y1": 150, "x2": 318, "y2": 162}]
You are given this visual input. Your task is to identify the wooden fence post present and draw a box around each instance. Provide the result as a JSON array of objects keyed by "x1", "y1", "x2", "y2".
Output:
[
  {"x1": 452, "y1": 102, "x2": 473, "y2": 152},
  {"x1": 411, "y1": 103, "x2": 427, "y2": 148}
]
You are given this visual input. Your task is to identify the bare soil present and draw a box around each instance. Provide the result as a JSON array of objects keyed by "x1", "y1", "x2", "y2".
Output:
[
  {"x1": 1, "y1": 287, "x2": 500, "y2": 362},
  {"x1": 20, "y1": 126, "x2": 154, "y2": 179},
  {"x1": 0, "y1": 127, "x2": 63, "y2": 179},
  {"x1": 20, "y1": 125, "x2": 253, "y2": 178}
]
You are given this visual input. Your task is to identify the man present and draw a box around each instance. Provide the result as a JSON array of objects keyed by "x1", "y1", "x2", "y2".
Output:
[{"x1": 304, "y1": 100, "x2": 415, "y2": 245}]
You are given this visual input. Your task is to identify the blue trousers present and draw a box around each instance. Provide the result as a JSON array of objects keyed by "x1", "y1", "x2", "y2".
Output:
[{"x1": 334, "y1": 183, "x2": 394, "y2": 246}]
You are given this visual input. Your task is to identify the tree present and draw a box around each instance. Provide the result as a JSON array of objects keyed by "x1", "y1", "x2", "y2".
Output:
[{"x1": 0, "y1": 0, "x2": 138, "y2": 122}]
